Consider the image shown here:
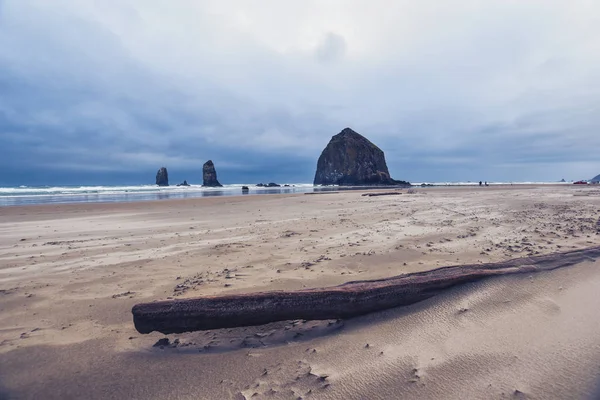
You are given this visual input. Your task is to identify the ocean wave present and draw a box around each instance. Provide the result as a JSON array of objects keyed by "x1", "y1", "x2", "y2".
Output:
[
  {"x1": 0, "y1": 183, "x2": 315, "y2": 197},
  {"x1": 0, "y1": 181, "x2": 571, "y2": 196},
  {"x1": 0, "y1": 181, "x2": 576, "y2": 206}
]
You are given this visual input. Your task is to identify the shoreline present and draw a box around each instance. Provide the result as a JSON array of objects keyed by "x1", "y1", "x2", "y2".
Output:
[{"x1": 0, "y1": 183, "x2": 592, "y2": 210}]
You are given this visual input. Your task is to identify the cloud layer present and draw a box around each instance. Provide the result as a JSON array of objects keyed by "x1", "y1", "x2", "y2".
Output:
[{"x1": 1, "y1": 0, "x2": 599, "y2": 185}]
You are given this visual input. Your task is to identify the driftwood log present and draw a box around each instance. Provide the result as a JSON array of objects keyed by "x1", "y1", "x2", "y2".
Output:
[
  {"x1": 361, "y1": 192, "x2": 402, "y2": 197},
  {"x1": 132, "y1": 246, "x2": 600, "y2": 334}
]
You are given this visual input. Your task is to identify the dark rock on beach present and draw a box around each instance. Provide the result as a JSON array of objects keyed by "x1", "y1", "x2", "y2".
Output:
[
  {"x1": 177, "y1": 180, "x2": 190, "y2": 187},
  {"x1": 153, "y1": 338, "x2": 170, "y2": 347},
  {"x1": 202, "y1": 160, "x2": 222, "y2": 187},
  {"x1": 314, "y1": 127, "x2": 409, "y2": 186},
  {"x1": 155, "y1": 167, "x2": 169, "y2": 186},
  {"x1": 256, "y1": 182, "x2": 281, "y2": 187}
]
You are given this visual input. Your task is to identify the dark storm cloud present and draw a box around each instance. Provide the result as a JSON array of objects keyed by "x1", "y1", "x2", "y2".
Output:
[{"x1": 0, "y1": 0, "x2": 599, "y2": 185}]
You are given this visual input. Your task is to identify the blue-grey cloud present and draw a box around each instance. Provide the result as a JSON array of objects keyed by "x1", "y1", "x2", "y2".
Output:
[
  {"x1": 315, "y1": 32, "x2": 347, "y2": 64},
  {"x1": 0, "y1": 0, "x2": 599, "y2": 186}
]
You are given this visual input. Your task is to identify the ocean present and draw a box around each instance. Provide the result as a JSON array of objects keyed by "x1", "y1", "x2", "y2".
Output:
[
  {"x1": 0, "y1": 184, "x2": 318, "y2": 206},
  {"x1": 0, "y1": 181, "x2": 572, "y2": 207}
]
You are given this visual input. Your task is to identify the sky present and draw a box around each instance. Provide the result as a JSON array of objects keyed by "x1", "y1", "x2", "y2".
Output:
[{"x1": 1, "y1": 0, "x2": 599, "y2": 185}]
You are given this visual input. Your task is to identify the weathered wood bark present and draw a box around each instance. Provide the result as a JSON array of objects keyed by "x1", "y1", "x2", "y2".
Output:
[
  {"x1": 361, "y1": 192, "x2": 402, "y2": 197},
  {"x1": 132, "y1": 246, "x2": 600, "y2": 334}
]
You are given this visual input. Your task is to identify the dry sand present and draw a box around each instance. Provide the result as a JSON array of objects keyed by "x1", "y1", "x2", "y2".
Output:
[{"x1": 1, "y1": 185, "x2": 600, "y2": 399}]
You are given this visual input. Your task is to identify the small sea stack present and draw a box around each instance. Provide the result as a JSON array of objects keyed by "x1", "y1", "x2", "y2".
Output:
[
  {"x1": 155, "y1": 167, "x2": 169, "y2": 186},
  {"x1": 202, "y1": 160, "x2": 222, "y2": 187}
]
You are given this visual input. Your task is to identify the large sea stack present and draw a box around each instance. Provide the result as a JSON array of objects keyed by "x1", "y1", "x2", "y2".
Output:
[
  {"x1": 314, "y1": 127, "x2": 408, "y2": 186},
  {"x1": 155, "y1": 167, "x2": 169, "y2": 186},
  {"x1": 202, "y1": 160, "x2": 222, "y2": 187},
  {"x1": 591, "y1": 174, "x2": 600, "y2": 183}
]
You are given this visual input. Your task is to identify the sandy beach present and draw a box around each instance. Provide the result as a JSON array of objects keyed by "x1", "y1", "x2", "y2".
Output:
[{"x1": 1, "y1": 185, "x2": 600, "y2": 399}]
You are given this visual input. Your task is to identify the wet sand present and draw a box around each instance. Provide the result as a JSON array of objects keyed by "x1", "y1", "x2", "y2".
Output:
[{"x1": 1, "y1": 185, "x2": 599, "y2": 399}]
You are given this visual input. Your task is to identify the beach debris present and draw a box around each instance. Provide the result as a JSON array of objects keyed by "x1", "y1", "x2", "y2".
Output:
[
  {"x1": 361, "y1": 192, "x2": 402, "y2": 197},
  {"x1": 112, "y1": 291, "x2": 135, "y2": 299},
  {"x1": 281, "y1": 230, "x2": 300, "y2": 238},
  {"x1": 132, "y1": 245, "x2": 600, "y2": 334}
]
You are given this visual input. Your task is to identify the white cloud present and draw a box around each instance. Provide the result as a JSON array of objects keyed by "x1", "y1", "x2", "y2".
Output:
[{"x1": 315, "y1": 32, "x2": 347, "y2": 63}]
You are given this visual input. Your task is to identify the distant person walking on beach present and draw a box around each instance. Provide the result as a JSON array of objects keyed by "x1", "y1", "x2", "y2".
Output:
[{"x1": 479, "y1": 181, "x2": 482, "y2": 186}]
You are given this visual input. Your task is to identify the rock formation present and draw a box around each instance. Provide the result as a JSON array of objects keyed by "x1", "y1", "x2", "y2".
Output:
[
  {"x1": 177, "y1": 180, "x2": 190, "y2": 187},
  {"x1": 591, "y1": 174, "x2": 600, "y2": 183},
  {"x1": 256, "y1": 183, "x2": 280, "y2": 187},
  {"x1": 202, "y1": 160, "x2": 222, "y2": 187},
  {"x1": 155, "y1": 167, "x2": 169, "y2": 186},
  {"x1": 314, "y1": 128, "x2": 409, "y2": 186}
]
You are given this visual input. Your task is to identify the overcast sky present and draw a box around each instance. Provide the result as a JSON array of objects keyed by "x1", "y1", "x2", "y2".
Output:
[{"x1": 1, "y1": 0, "x2": 599, "y2": 185}]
